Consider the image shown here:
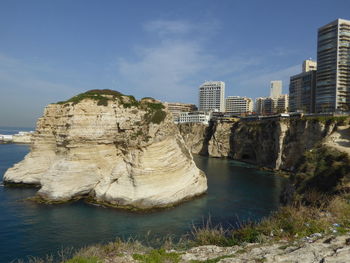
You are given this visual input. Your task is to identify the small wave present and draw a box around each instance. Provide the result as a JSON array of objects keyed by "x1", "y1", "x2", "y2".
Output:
[{"x1": 0, "y1": 183, "x2": 4, "y2": 187}]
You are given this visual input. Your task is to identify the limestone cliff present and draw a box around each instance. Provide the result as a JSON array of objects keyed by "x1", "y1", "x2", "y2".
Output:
[
  {"x1": 178, "y1": 117, "x2": 347, "y2": 170},
  {"x1": 4, "y1": 90, "x2": 207, "y2": 209}
]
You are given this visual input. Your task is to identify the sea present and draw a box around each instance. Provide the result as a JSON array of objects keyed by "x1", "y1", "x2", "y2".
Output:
[{"x1": 0, "y1": 127, "x2": 287, "y2": 262}]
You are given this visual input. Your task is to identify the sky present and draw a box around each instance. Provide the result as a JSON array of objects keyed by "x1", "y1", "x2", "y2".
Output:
[{"x1": 0, "y1": 0, "x2": 350, "y2": 127}]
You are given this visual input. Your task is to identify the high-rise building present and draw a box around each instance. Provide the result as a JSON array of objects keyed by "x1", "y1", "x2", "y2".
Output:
[
  {"x1": 303, "y1": 59, "x2": 317, "y2": 73},
  {"x1": 315, "y1": 18, "x2": 350, "y2": 112},
  {"x1": 270, "y1": 81, "x2": 282, "y2": 98},
  {"x1": 199, "y1": 81, "x2": 225, "y2": 112},
  {"x1": 225, "y1": 96, "x2": 253, "y2": 115},
  {"x1": 289, "y1": 60, "x2": 317, "y2": 113}
]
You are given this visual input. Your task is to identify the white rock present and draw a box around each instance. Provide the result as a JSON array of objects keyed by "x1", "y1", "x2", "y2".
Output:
[{"x1": 4, "y1": 93, "x2": 207, "y2": 208}]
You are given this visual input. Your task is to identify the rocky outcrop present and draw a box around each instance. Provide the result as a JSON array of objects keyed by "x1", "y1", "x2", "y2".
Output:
[
  {"x1": 4, "y1": 90, "x2": 207, "y2": 209},
  {"x1": 68, "y1": 233, "x2": 350, "y2": 262},
  {"x1": 181, "y1": 234, "x2": 350, "y2": 262},
  {"x1": 178, "y1": 118, "x2": 346, "y2": 170},
  {"x1": 178, "y1": 123, "x2": 212, "y2": 155},
  {"x1": 208, "y1": 122, "x2": 233, "y2": 158}
]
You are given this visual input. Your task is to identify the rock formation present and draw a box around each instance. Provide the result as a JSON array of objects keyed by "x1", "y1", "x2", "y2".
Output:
[
  {"x1": 4, "y1": 90, "x2": 207, "y2": 209},
  {"x1": 179, "y1": 117, "x2": 347, "y2": 170}
]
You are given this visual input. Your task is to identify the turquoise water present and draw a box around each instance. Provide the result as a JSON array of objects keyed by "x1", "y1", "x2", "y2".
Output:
[{"x1": 0, "y1": 139, "x2": 287, "y2": 262}]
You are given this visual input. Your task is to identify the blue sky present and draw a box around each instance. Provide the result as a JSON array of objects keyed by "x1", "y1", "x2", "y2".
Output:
[{"x1": 1, "y1": 0, "x2": 349, "y2": 127}]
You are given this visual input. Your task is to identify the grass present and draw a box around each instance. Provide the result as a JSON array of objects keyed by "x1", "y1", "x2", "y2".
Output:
[
  {"x1": 65, "y1": 256, "x2": 101, "y2": 263},
  {"x1": 133, "y1": 249, "x2": 180, "y2": 263},
  {"x1": 187, "y1": 195, "x2": 350, "y2": 247}
]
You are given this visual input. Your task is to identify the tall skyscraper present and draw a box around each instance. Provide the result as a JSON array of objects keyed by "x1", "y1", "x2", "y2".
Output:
[
  {"x1": 289, "y1": 60, "x2": 317, "y2": 113},
  {"x1": 270, "y1": 81, "x2": 282, "y2": 98},
  {"x1": 315, "y1": 18, "x2": 350, "y2": 112},
  {"x1": 199, "y1": 81, "x2": 225, "y2": 112}
]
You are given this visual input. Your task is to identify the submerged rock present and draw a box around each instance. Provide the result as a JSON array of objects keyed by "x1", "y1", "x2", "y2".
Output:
[{"x1": 4, "y1": 90, "x2": 207, "y2": 209}]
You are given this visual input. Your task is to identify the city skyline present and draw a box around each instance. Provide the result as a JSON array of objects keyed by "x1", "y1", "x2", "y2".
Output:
[{"x1": 1, "y1": 0, "x2": 350, "y2": 127}]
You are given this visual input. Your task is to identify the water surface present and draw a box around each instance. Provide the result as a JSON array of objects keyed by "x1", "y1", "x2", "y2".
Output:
[{"x1": 0, "y1": 141, "x2": 286, "y2": 262}]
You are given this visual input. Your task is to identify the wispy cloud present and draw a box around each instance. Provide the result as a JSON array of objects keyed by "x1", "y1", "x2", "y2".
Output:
[
  {"x1": 144, "y1": 20, "x2": 194, "y2": 36},
  {"x1": 115, "y1": 19, "x2": 262, "y2": 102},
  {"x1": 0, "y1": 53, "x2": 71, "y2": 94},
  {"x1": 0, "y1": 53, "x2": 77, "y2": 126},
  {"x1": 235, "y1": 64, "x2": 301, "y2": 97}
]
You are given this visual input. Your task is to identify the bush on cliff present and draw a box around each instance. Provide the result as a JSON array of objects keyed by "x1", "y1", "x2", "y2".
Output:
[{"x1": 293, "y1": 146, "x2": 350, "y2": 197}]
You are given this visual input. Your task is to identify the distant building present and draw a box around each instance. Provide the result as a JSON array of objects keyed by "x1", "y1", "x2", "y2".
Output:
[
  {"x1": 289, "y1": 60, "x2": 317, "y2": 113},
  {"x1": 255, "y1": 95, "x2": 289, "y2": 115},
  {"x1": 303, "y1": 59, "x2": 317, "y2": 73},
  {"x1": 225, "y1": 96, "x2": 253, "y2": 115},
  {"x1": 199, "y1": 81, "x2": 225, "y2": 112},
  {"x1": 276, "y1": 94, "x2": 289, "y2": 113},
  {"x1": 270, "y1": 81, "x2": 282, "y2": 98},
  {"x1": 255, "y1": 97, "x2": 265, "y2": 115},
  {"x1": 164, "y1": 102, "x2": 197, "y2": 119},
  {"x1": 175, "y1": 111, "x2": 212, "y2": 125},
  {"x1": 315, "y1": 18, "x2": 350, "y2": 112}
]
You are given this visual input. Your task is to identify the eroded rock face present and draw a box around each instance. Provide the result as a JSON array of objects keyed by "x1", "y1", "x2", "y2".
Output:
[
  {"x1": 178, "y1": 118, "x2": 342, "y2": 170},
  {"x1": 4, "y1": 91, "x2": 207, "y2": 209}
]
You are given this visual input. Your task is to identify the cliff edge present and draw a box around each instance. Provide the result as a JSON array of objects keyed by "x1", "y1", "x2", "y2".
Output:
[{"x1": 3, "y1": 90, "x2": 207, "y2": 209}]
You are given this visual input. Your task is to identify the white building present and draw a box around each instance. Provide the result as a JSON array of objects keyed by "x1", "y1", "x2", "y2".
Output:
[
  {"x1": 0, "y1": 135, "x2": 13, "y2": 142},
  {"x1": 225, "y1": 96, "x2": 253, "y2": 115},
  {"x1": 270, "y1": 80, "x2": 282, "y2": 98},
  {"x1": 175, "y1": 111, "x2": 212, "y2": 125},
  {"x1": 199, "y1": 81, "x2": 225, "y2": 112}
]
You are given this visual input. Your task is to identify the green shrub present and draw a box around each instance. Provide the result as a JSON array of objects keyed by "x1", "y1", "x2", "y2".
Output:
[
  {"x1": 142, "y1": 101, "x2": 167, "y2": 124},
  {"x1": 293, "y1": 146, "x2": 350, "y2": 195}
]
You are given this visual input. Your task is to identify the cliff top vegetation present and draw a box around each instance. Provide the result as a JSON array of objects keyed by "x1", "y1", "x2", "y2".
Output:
[{"x1": 56, "y1": 89, "x2": 167, "y2": 124}]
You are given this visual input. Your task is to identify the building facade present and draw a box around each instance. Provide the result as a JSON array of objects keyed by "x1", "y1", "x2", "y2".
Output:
[
  {"x1": 275, "y1": 94, "x2": 289, "y2": 113},
  {"x1": 303, "y1": 59, "x2": 317, "y2": 72},
  {"x1": 315, "y1": 18, "x2": 350, "y2": 112},
  {"x1": 164, "y1": 102, "x2": 197, "y2": 119},
  {"x1": 255, "y1": 95, "x2": 289, "y2": 115},
  {"x1": 270, "y1": 80, "x2": 282, "y2": 98},
  {"x1": 289, "y1": 60, "x2": 317, "y2": 113},
  {"x1": 225, "y1": 96, "x2": 253, "y2": 115},
  {"x1": 199, "y1": 81, "x2": 225, "y2": 112},
  {"x1": 174, "y1": 111, "x2": 212, "y2": 125}
]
